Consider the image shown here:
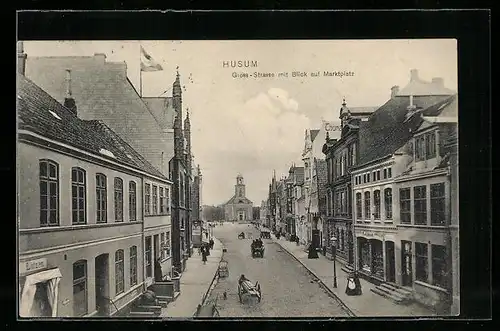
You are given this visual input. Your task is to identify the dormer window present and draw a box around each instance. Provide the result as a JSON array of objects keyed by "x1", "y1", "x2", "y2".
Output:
[{"x1": 415, "y1": 130, "x2": 438, "y2": 161}]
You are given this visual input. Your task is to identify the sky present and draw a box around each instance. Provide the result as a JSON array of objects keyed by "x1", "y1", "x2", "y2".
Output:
[{"x1": 24, "y1": 40, "x2": 457, "y2": 206}]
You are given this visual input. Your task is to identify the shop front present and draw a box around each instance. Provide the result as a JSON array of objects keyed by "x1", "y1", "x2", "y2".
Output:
[
  {"x1": 325, "y1": 219, "x2": 352, "y2": 265},
  {"x1": 355, "y1": 229, "x2": 397, "y2": 285},
  {"x1": 19, "y1": 257, "x2": 62, "y2": 317}
]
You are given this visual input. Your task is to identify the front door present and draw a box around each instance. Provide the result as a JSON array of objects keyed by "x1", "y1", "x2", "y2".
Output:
[
  {"x1": 401, "y1": 240, "x2": 412, "y2": 286},
  {"x1": 386, "y1": 241, "x2": 396, "y2": 283},
  {"x1": 95, "y1": 254, "x2": 110, "y2": 316}
]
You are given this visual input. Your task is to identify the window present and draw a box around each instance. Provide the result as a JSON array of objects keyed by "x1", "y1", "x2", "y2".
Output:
[
  {"x1": 152, "y1": 185, "x2": 158, "y2": 215},
  {"x1": 115, "y1": 249, "x2": 124, "y2": 295},
  {"x1": 160, "y1": 233, "x2": 165, "y2": 260},
  {"x1": 341, "y1": 191, "x2": 346, "y2": 214},
  {"x1": 335, "y1": 192, "x2": 341, "y2": 215},
  {"x1": 400, "y1": 188, "x2": 411, "y2": 224},
  {"x1": 159, "y1": 187, "x2": 165, "y2": 214},
  {"x1": 364, "y1": 192, "x2": 371, "y2": 220},
  {"x1": 373, "y1": 190, "x2": 381, "y2": 220},
  {"x1": 414, "y1": 186, "x2": 427, "y2": 225},
  {"x1": 165, "y1": 187, "x2": 170, "y2": 214},
  {"x1": 356, "y1": 192, "x2": 362, "y2": 220},
  {"x1": 72, "y1": 168, "x2": 86, "y2": 225},
  {"x1": 432, "y1": 245, "x2": 447, "y2": 288},
  {"x1": 415, "y1": 243, "x2": 428, "y2": 282},
  {"x1": 96, "y1": 174, "x2": 107, "y2": 223},
  {"x1": 388, "y1": 168, "x2": 392, "y2": 178},
  {"x1": 351, "y1": 144, "x2": 356, "y2": 166},
  {"x1": 383, "y1": 169, "x2": 387, "y2": 179},
  {"x1": 340, "y1": 155, "x2": 344, "y2": 176},
  {"x1": 179, "y1": 175, "x2": 184, "y2": 207},
  {"x1": 73, "y1": 260, "x2": 87, "y2": 316},
  {"x1": 372, "y1": 172, "x2": 376, "y2": 182},
  {"x1": 130, "y1": 246, "x2": 137, "y2": 286},
  {"x1": 431, "y1": 183, "x2": 446, "y2": 225},
  {"x1": 165, "y1": 232, "x2": 171, "y2": 257},
  {"x1": 426, "y1": 132, "x2": 437, "y2": 159},
  {"x1": 376, "y1": 171, "x2": 381, "y2": 181},
  {"x1": 384, "y1": 188, "x2": 393, "y2": 220},
  {"x1": 145, "y1": 237, "x2": 152, "y2": 278},
  {"x1": 415, "y1": 136, "x2": 425, "y2": 161},
  {"x1": 39, "y1": 160, "x2": 59, "y2": 226},
  {"x1": 114, "y1": 178, "x2": 123, "y2": 222},
  {"x1": 129, "y1": 181, "x2": 137, "y2": 221},
  {"x1": 144, "y1": 184, "x2": 151, "y2": 215}
]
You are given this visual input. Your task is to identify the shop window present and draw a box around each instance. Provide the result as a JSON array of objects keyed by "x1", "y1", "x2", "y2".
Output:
[
  {"x1": 129, "y1": 181, "x2": 137, "y2": 221},
  {"x1": 160, "y1": 233, "x2": 165, "y2": 260},
  {"x1": 359, "y1": 239, "x2": 371, "y2": 271},
  {"x1": 364, "y1": 192, "x2": 371, "y2": 220},
  {"x1": 73, "y1": 260, "x2": 88, "y2": 316},
  {"x1": 371, "y1": 240, "x2": 384, "y2": 278},
  {"x1": 144, "y1": 184, "x2": 151, "y2": 215},
  {"x1": 115, "y1": 249, "x2": 124, "y2": 295},
  {"x1": 96, "y1": 174, "x2": 107, "y2": 223},
  {"x1": 165, "y1": 232, "x2": 171, "y2": 257},
  {"x1": 399, "y1": 188, "x2": 411, "y2": 224},
  {"x1": 430, "y1": 183, "x2": 446, "y2": 225},
  {"x1": 432, "y1": 245, "x2": 447, "y2": 288},
  {"x1": 356, "y1": 192, "x2": 362, "y2": 220},
  {"x1": 415, "y1": 242, "x2": 428, "y2": 282},
  {"x1": 384, "y1": 188, "x2": 393, "y2": 220},
  {"x1": 114, "y1": 178, "x2": 123, "y2": 222},
  {"x1": 39, "y1": 160, "x2": 59, "y2": 226},
  {"x1": 71, "y1": 167, "x2": 86, "y2": 225},
  {"x1": 130, "y1": 246, "x2": 137, "y2": 286},
  {"x1": 373, "y1": 190, "x2": 381, "y2": 220},
  {"x1": 152, "y1": 185, "x2": 158, "y2": 215},
  {"x1": 414, "y1": 186, "x2": 427, "y2": 225}
]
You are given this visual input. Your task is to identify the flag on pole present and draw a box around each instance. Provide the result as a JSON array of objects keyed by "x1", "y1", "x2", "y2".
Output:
[{"x1": 140, "y1": 46, "x2": 163, "y2": 72}]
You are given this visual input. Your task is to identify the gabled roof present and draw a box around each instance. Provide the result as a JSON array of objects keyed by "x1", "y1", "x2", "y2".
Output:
[
  {"x1": 422, "y1": 94, "x2": 458, "y2": 117},
  {"x1": 226, "y1": 195, "x2": 253, "y2": 205},
  {"x1": 357, "y1": 95, "x2": 452, "y2": 167},
  {"x1": 310, "y1": 129, "x2": 320, "y2": 142},
  {"x1": 17, "y1": 74, "x2": 167, "y2": 180}
]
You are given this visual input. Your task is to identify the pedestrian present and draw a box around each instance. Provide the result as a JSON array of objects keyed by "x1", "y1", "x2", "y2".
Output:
[
  {"x1": 202, "y1": 249, "x2": 207, "y2": 264},
  {"x1": 209, "y1": 239, "x2": 214, "y2": 250},
  {"x1": 154, "y1": 258, "x2": 163, "y2": 282}
]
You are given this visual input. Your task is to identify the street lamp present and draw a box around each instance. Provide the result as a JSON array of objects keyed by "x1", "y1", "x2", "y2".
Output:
[{"x1": 331, "y1": 236, "x2": 338, "y2": 288}]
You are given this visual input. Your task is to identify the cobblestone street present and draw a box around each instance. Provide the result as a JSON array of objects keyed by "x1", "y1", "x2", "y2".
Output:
[{"x1": 205, "y1": 223, "x2": 349, "y2": 317}]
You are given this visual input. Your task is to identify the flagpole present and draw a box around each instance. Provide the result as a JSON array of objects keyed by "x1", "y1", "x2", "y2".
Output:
[{"x1": 139, "y1": 45, "x2": 143, "y2": 97}]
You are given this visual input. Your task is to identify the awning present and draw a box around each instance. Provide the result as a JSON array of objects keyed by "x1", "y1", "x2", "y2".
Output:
[{"x1": 20, "y1": 267, "x2": 62, "y2": 317}]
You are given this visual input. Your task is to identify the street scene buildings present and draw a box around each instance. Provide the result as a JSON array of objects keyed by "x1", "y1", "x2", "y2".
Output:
[{"x1": 17, "y1": 40, "x2": 459, "y2": 318}]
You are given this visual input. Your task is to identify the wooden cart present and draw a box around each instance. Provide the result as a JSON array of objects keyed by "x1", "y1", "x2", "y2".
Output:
[
  {"x1": 237, "y1": 280, "x2": 262, "y2": 303},
  {"x1": 218, "y1": 260, "x2": 229, "y2": 278}
]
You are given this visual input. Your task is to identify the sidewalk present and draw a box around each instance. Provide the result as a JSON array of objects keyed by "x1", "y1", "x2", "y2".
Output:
[
  {"x1": 162, "y1": 238, "x2": 223, "y2": 318},
  {"x1": 272, "y1": 235, "x2": 436, "y2": 317}
]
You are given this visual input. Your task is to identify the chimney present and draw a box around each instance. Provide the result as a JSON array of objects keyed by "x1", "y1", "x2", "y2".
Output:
[
  {"x1": 391, "y1": 85, "x2": 400, "y2": 98},
  {"x1": 410, "y1": 69, "x2": 419, "y2": 82},
  {"x1": 63, "y1": 69, "x2": 78, "y2": 116},
  {"x1": 17, "y1": 41, "x2": 27, "y2": 75},
  {"x1": 432, "y1": 77, "x2": 444, "y2": 88}
]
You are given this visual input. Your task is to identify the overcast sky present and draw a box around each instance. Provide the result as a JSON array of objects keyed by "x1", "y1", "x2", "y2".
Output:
[{"x1": 24, "y1": 40, "x2": 457, "y2": 206}]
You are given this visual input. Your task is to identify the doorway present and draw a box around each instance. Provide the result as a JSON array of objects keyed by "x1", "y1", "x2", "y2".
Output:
[
  {"x1": 385, "y1": 241, "x2": 396, "y2": 283},
  {"x1": 401, "y1": 240, "x2": 413, "y2": 286},
  {"x1": 95, "y1": 254, "x2": 109, "y2": 316},
  {"x1": 145, "y1": 236, "x2": 152, "y2": 278}
]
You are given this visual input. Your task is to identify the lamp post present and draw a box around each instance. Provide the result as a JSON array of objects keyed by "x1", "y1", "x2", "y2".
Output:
[{"x1": 331, "y1": 236, "x2": 338, "y2": 288}]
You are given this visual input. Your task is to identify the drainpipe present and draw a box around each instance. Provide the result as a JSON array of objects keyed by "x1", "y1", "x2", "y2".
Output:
[{"x1": 141, "y1": 177, "x2": 146, "y2": 293}]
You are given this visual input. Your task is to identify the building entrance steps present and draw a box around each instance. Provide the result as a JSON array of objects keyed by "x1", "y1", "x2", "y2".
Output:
[
  {"x1": 270, "y1": 233, "x2": 435, "y2": 317},
  {"x1": 371, "y1": 282, "x2": 414, "y2": 305},
  {"x1": 161, "y1": 238, "x2": 223, "y2": 318}
]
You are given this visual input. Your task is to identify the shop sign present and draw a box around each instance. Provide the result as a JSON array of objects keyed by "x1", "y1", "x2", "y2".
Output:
[
  {"x1": 360, "y1": 231, "x2": 384, "y2": 239},
  {"x1": 19, "y1": 258, "x2": 47, "y2": 275}
]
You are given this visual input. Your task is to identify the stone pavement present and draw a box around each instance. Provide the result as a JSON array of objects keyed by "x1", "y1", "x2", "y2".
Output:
[
  {"x1": 162, "y1": 238, "x2": 223, "y2": 318},
  {"x1": 272, "y1": 234, "x2": 436, "y2": 317}
]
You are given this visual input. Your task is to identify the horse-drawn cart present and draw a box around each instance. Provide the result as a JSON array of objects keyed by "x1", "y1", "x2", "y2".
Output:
[
  {"x1": 218, "y1": 259, "x2": 229, "y2": 278},
  {"x1": 251, "y1": 240, "x2": 265, "y2": 258},
  {"x1": 237, "y1": 278, "x2": 262, "y2": 303}
]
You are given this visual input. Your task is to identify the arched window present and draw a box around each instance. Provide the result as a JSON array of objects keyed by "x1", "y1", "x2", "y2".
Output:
[
  {"x1": 115, "y1": 249, "x2": 124, "y2": 295},
  {"x1": 129, "y1": 181, "x2": 137, "y2": 221},
  {"x1": 373, "y1": 190, "x2": 381, "y2": 220},
  {"x1": 130, "y1": 246, "x2": 137, "y2": 286},
  {"x1": 356, "y1": 192, "x2": 362, "y2": 220},
  {"x1": 71, "y1": 167, "x2": 86, "y2": 225},
  {"x1": 73, "y1": 260, "x2": 88, "y2": 316},
  {"x1": 114, "y1": 178, "x2": 123, "y2": 222},
  {"x1": 364, "y1": 191, "x2": 371, "y2": 220},
  {"x1": 384, "y1": 188, "x2": 393, "y2": 220},
  {"x1": 96, "y1": 174, "x2": 107, "y2": 223},
  {"x1": 39, "y1": 160, "x2": 59, "y2": 226}
]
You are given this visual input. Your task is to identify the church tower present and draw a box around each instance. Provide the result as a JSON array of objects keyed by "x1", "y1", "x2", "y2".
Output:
[
  {"x1": 173, "y1": 71, "x2": 184, "y2": 159},
  {"x1": 235, "y1": 174, "x2": 246, "y2": 198},
  {"x1": 184, "y1": 110, "x2": 192, "y2": 173}
]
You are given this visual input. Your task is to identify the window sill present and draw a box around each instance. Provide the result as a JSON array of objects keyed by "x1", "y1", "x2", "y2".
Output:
[
  {"x1": 20, "y1": 221, "x2": 143, "y2": 234},
  {"x1": 397, "y1": 223, "x2": 448, "y2": 230},
  {"x1": 414, "y1": 280, "x2": 449, "y2": 294}
]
